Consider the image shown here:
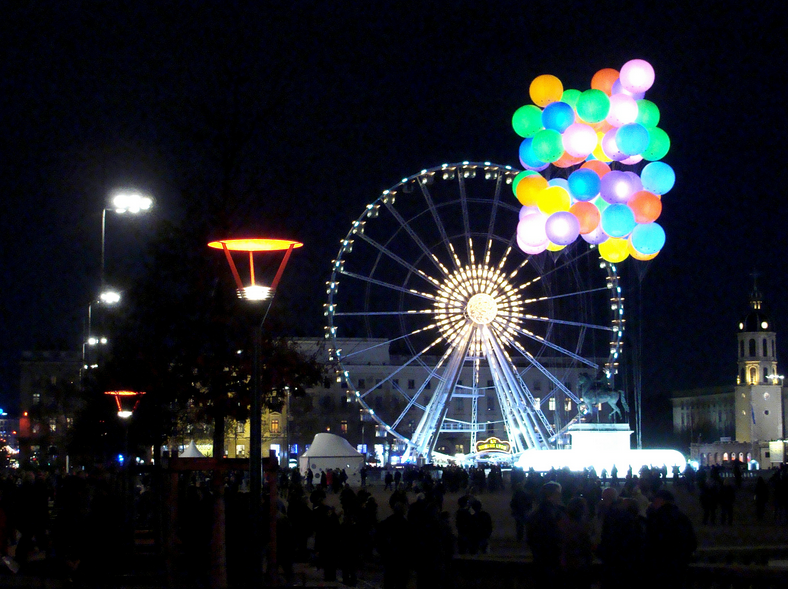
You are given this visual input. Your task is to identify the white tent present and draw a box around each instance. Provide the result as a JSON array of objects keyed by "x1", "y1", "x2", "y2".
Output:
[
  {"x1": 299, "y1": 433, "x2": 364, "y2": 483},
  {"x1": 179, "y1": 440, "x2": 205, "y2": 458}
]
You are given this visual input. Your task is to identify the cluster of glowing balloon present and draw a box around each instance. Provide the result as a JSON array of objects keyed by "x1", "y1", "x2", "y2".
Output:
[{"x1": 511, "y1": 59, "x2": 674, "y2": 262}]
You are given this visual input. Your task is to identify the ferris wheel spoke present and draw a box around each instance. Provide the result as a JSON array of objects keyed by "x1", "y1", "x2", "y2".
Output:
[
  {"x1": 390, "y1": 346, "x2": 454, "y2": 430},
  {"x1": 510, "y1": 340, "x2": 584, "y2": 403},
  {"x1": 457, "y1": 177, "x2": 472, "y2": 261},
  {"x1": 483, "y1": 174, "x2": 505, "y2": 264},
  {"x1": 521, "y1": 286, "x2": 611, "y2": 304},
  {"x1": 418, "y1": 178, "x2": 460, "y2": 270},
  {"x1": 339, "y1": 326, "x2": 440, "y2": 366},
  {"x1": 383, "y1": 201, "x2": 449, "y2": 278},
  {"x1": 356, "y1": 334, "x2": 446, "y2": 400},
  {"x1": 511, "y1": 313, "x2": 614, "y2": 332},
  {"x1": 339, "y1": 269, "x2": 436, "y2": 302},
  {"x1": 509, "y1": 323, "x2": 599, "y2": 369},
  {"x1": 333, "y1": 309, "x2": 436, "y2": 317},
  {"x1": 356, "y1": 233, "x2": 442, "y2": 288}
]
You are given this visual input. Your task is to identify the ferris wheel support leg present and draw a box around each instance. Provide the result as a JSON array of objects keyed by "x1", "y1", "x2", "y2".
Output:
[
  {"x1": 406, "y1": 327, "x2": 473, "y2": 462},
  {"x1": 484, "y1": 329, "x2": 551, "y2": 450}
]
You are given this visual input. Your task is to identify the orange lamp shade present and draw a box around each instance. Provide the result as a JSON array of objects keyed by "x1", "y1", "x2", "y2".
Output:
[{"x1": 207, "y1": 238, "x2": 303, "y2": 252}]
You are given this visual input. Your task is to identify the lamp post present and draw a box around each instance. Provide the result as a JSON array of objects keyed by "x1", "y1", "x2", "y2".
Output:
[
  {"x1": 105, "y1": 390, "x2": 145, "y2": 555},
  {"x1": 100, "y1": 190, "x2": 153, "y2": 294},
  {"x1": 208, "y1": 237, "x2": 302, "y2": 585}
]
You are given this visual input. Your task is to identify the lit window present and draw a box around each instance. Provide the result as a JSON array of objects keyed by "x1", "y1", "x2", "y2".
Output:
[
  {"x1": 564, "y1": 399, "x2": 572, "y2": 412},
  {"x1": 237, "y1": 422, "x2": 245, "y2": 434},
  {"x1": 534, "y1": 397, "x2": 541, "y2": 410},
  {"x1": 33, "y1": 393, "x2": 41, "y2": 405},
  {"x1": 341, "y1": 420, "x2": 348, "y2": 434},
  {"x1": 548, "y1": 398, "x2": 556, "y2": 411},
  {"x1": 49, "y1": 418, "x2": 57, "y2": 432},
  {"x1": 270, "y1": 419, "x2": 280, "y2": 433}
]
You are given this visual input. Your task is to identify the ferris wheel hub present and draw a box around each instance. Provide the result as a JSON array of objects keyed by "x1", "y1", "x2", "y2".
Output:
[{"x1": 466, "y1": 293, "x2": 498, "y2": 325}]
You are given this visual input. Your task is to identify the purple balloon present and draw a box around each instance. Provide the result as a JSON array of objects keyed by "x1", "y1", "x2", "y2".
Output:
[
  {"x1": 545, "y1": 211, "x2": 581, "y2": 246},
  {"x1": 600, "y1": 170, "x2": 637, "y2": 204},
  {"x1": 624, "y1": 171, "x2": 643, "y2": 193},
  {"x1": 611, "y1": 79, "x2": 645, "y2": 100},
  {"x1": 602, "y1": 129, "x2": 627, "y2": 161},
  {"x1": 581, "y1": 224, "x2": 609, "y2": 245}
]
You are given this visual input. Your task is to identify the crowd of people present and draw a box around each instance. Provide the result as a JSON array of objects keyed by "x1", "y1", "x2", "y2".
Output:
[{"x1": 1, "y1": 461, "x2": 788, "y2": 587}]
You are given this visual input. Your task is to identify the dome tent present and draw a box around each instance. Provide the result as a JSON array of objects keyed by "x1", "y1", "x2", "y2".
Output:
[{"x1": 299, "y1": 433, "x2": 364, "y2": 484}]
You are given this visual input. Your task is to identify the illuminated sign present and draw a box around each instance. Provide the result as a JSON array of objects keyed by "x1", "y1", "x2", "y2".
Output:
[{"x1": 475, "y1": 437, "x2": 511, "y2": 454}]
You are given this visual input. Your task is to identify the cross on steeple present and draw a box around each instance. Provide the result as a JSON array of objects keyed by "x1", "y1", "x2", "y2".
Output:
[{"x1": 750, "y1": 270, "x2": 762, "y2": 310}]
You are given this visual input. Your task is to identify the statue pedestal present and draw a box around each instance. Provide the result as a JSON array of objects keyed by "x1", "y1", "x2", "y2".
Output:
[{"x1": 568, "y1": 423, "x2": 632, "y2": 452}]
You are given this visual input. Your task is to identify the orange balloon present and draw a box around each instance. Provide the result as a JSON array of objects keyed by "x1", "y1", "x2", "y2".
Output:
[
  {"x1": 569, "y1": 201, "x2": 601, "y2": 234},
  {"x1": 515, "y1": 174, "x2": 548, "y2": 207},
  {"x1": 552, "y1": 151, "x2": 586, "y2": 168},
  {"x1": 529, "y1": 74, "x2": 564, "y2": 107},
  {"x1": 581, "y1": 160, "x2": 611, "y2": 178},
  {"x1": 628, "y1": 190, "x2": 663, "y2": 223},
  {"x1": 591, "y1": 119, "x2": 613, "y2": 134},
  {"x1": 591, "y1": 68, "x2": 620, "y2": 96}
]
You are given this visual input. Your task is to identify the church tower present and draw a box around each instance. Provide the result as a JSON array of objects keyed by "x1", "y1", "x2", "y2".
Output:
[{"x1": 734, "y1": 280, "x2": 783, "y2": 443}]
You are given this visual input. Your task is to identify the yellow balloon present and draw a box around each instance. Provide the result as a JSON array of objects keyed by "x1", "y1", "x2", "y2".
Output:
[
  {"x1": 599, "y1": 238, "x2": 630, "y2": 263},
  {"x1": 537, "y1": 186, "x2": 571, "y2": 215},
  {"x1": 546, "y1": 241, "x2": 567, "y2": 252},
  {"x1": 627, "y1": 238, "x2": 659, "y2": 261},
  {"x1": 591, "y1": 132, "x2": 612, "y2": 162},
  {"x1": 530, "y1": 74, "x2": 564, "y2": 107},
  {"x1": 515, "y1": 175, "x2": 548, "y2": 207}
]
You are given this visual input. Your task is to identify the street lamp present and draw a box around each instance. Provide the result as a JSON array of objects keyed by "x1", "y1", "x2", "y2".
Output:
[
  {"x1": 100, "y1": 190, "x2": 153, "y2": 295},
  {"x1": 208, "y1": 237, "x2": 302, "y2": 585}
]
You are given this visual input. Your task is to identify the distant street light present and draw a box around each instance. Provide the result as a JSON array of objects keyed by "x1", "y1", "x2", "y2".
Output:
[{"x1": 209, "y1": 236, "x2": 302, "y2": 586}]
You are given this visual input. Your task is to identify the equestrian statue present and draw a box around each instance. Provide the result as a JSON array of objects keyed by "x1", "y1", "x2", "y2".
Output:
[{"x1": 577, "y1": 373, "x2": 630, "y2": 422}]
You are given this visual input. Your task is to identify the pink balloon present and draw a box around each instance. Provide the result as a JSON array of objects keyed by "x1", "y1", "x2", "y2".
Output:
[
  {"x1": 517, "y1": 233, "x2": 548, "y2": 255},
  {"x1": 619, "y1": 59, "x2": 655, "y2": 94},
  {"x1": 606, "y1": 94, "x2": 639, "y2": 127},
  {"x1": 517, "y1": 213, "x2": 549, "y2": 247},
  {"x1": 519, "y1": 205, "x2": 540, "y2": 220},
  {"x1": 562, "y1": 123, "x2": 598, "y2": 158}
]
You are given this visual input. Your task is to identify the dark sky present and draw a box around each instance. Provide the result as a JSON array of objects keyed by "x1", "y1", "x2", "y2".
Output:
[{"x1": 1, "y1": 2, "x2": 786, "y2": 433}]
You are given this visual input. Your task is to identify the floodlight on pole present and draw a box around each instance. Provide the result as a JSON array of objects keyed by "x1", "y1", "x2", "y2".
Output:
[
  {"x1": 101, "y1": 190, "x2": 153, "y2": 290},
  {"x1": 208, "y1": 236, "x2": 302, "y2": 586}
]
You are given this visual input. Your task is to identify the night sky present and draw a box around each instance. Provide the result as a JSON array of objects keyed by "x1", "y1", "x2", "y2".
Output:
[{"x1": 1, "y1": 2, "x2": 786, "y2": 438}]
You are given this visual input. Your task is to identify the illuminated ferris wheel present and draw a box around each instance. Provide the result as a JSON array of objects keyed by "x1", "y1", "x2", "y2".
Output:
[{"x1": 325, "y1": 162, "x2": 624, "y2": 463}]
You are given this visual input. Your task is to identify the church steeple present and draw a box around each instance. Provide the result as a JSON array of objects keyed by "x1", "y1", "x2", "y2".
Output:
[{"x1": 735, "y1": 276, "x2": 783, "y2": 443}]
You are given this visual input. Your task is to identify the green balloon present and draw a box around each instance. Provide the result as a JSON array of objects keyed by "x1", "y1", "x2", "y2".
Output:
[
  {"x1": 512, "y1": 105, "x2": 544, "y2": 138},
  {"x1": 642, "y1": 127, "x2": 671, "y2": 161},
  {"x1": 576, "y1": 89, "x2": 610, "y2": 124},
  {"x1": 636, "y1": 99, "x2": 660, "y2": 128},
  {"x1": 561, "y1": 89, "x2": 581, "y2": 109},
  {"x1": 532, "y1": 129, "x2": 564, "y2": 163},
  {"x1": 512, "y1": 170, "x2": 538, "y2": 196}
]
